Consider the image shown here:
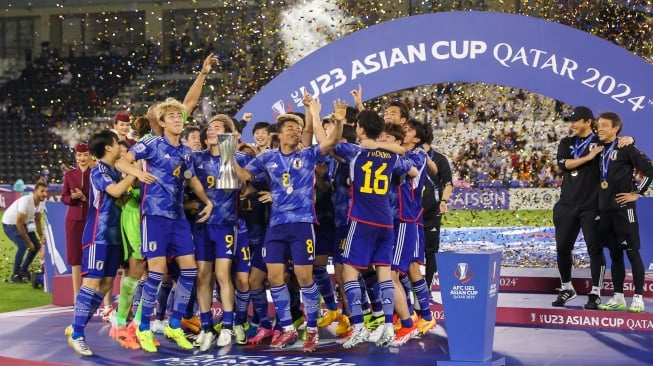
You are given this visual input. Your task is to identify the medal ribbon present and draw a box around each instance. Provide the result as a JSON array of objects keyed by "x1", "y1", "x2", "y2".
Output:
[
  {"x1": 279, "y1": 151, "x2": 293, "y2": 187},
  {"x1": 572, "y1": 133, "x2": 594, "y2": 159},
  {"x1": 600, "y1": 139, "x2": 617, "y2": 181}
]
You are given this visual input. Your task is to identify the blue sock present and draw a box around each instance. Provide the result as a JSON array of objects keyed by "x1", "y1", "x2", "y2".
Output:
[
  {"x1": 363, "y1": 271, "x2": 382, "y2": 313},
  {"x1": 343, "y1": 280, "x2": 363, "y2": 326},
  {"x1": 131, "y1": 280, "x2": 144, "y2": 321},
  {"x1": 156, "y1": 280, "x2": 173, "y2": 321},
  {"x1": 301, "y1": 282, "x2": 320, "y2": 328},
  {"x1": 166, "y1": 287, "x2": 176, "y2": 317},
  {"x1": 234, "y1": 289, "x2": 250, "y2": 325},
  {"x1": 72, "y1": 286, "x2": 104, "y2": 339},
  {"x1": 379, "y1": 280, "x2": 395, "y2": 324},
  {"x1": 139, "y1": 271, "x2": 163, "y2": 331},
  {"x1": 399, "y1": 273, "x2": 414, "y2": 315},
  {"x1": 200, "y1": 311, "x2": 213, "y2": 331},
  {"x1": 170, "y1": 268, "x2": 197, "y2": 329},
  {"x1": 222, "y1": 311, "x2": 234, "y2": 329},
  {"x1": 412, "y1": 279, "x2": 432, "y2": 320},
  {"x1": 358, "y1": 274, "x2": 370, "y2": 313},
  {"x1": 270, "y1": 284, "x2": 292, "y2": 328},
  {"x1": 184, "y1": 282, "x2": 197, "y2": 319},
  {"x1": 251, "y1": 287, "x2": 272, "y2": 329},
  {"x1": 313, "y1": 266, "x2": 337, "y2": 310},
  {"x1": 401, "y1": 317, "x2": 414, "y2": 328}
]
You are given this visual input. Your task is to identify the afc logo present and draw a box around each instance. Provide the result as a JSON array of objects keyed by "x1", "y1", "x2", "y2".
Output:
[{"x1": 454, "y1": 262, "x2": 473, "y2": 284}]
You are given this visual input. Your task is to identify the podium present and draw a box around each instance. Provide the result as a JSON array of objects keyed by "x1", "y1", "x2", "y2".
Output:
[{"x1": 436, "y1": 251, "x2": 505, "y2": 366}]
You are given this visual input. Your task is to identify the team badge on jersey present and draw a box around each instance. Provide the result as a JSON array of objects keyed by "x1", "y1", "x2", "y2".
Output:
[
  {"x1": 292, "y1": 158, "x2": 302, "y2": 169},
  {"x1": 95, "y1": 260, "x2": 104, "y2": 271},
  {"x1": 133, "y1": 143, "x2": 146, "y2": 153},
  {"x1": 148, "y1": 241, "x2": 158, "y2": 252}
]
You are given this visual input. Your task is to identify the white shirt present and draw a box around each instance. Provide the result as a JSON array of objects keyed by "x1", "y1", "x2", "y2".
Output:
[{"x1": 1, "y1": 194, "x2": 45, "y2": 227}]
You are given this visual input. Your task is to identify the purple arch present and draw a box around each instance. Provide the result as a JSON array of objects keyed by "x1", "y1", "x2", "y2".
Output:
[{"x1": 237, "y1": 11, "x2": 653, "y2": 153}]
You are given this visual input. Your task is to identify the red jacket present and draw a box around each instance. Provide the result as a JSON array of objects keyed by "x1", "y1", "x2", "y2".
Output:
[{"x1": 61, "y1": 166, "x2": 91, "y2": 221}]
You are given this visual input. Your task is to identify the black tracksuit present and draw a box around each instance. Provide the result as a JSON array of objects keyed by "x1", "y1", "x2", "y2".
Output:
[
  {"x1": 598, "y1": 139, "x2": 653, "y2": 295},
  {"x1": 423, "y1": 150, "x2": 452, "y2": 286},
  {"x1": 554, "y1": 133, "x2": 604, "y2": 289}
]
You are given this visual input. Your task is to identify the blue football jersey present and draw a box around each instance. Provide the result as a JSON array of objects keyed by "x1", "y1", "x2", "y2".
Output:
[
  {"x1": 130, "y1": 136, "x2": 195, "y2": 220},
  {"x1": 245, "y1": 145, "x2": 321, "y2": 227},
  {"x1": 327, "y1": 158, "x2": 351, "y2": 228},
  {"x1": 192, "y1": 150, "x2": 252, "y2": 225},
  {"x1": 82, "y1": 161, "x2": 123, "y2": 246},
  {"x1": 334, "y1": 143, "x2": 412, "y2": 228},
  {"x1": 397, "y1": 148, "x2": 427, "y2": 222}
]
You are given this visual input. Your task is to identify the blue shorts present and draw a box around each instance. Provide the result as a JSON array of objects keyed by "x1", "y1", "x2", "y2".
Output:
[
  {"x1": 342, "y1": 220, "x2": 394, "y2": 269},
  {"x1": 194, "y1": 223, "x2": 237, "y2": 262},
  {"x1": 392, "y1": 220, "x2": 421, "y2": 273},
  {"x1": 247, "y1": 223, "x2": 266, "y2": 248},
  {"x1": 81, "y1": 243, "x2": 122, "y2": 279},
  {"x1": 141, "y1": 215, "x2": 194, "y2": 259},
  {"x1": 250, "y1": 241, "x2": 266, "y2": 272},
  {"x1": 234, "y1": 225, "x2": 252, "y2": 274},
  {"x1": 315, "y1": 223, "x2": 336, "y2": 257},
  {"x1": 263, "y1": 223, "x2": 316, "y2": 266},
  {"x1": 417, "y1": 224, "x2": 425, "y2": 263}
]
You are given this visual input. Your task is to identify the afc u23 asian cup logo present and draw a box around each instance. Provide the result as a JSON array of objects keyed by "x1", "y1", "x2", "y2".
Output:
[{"x1": 454, "y1": 262, "x2": 473, "y2": 284}]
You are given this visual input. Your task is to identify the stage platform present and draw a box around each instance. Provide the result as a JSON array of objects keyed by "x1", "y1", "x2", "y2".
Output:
[{"x1": 1, "y1": 268, "x2": 652, "y2": 366}]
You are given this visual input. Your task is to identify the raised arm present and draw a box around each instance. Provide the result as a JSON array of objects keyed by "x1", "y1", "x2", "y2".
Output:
[
  {"x1": 350, "y1": 84, "x2": 365, "y2": 111},
  {"x1": 300, "y1": 88, "x2": 314, "y2": 147},
  {"x1": 318, "y1": 99, "x2": 344, "y2": 155},
  {"x1": 311, "y1": 98, "x2": 326, "y2": 143},
  {"x1": 183, "y1": 53, "x2": 218, "y2": 114}
]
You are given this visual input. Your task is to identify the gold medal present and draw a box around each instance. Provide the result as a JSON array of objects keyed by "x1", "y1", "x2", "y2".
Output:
[
  {"x1": 601, "y1": 181, "x2": 608, "y2": 189},
  {"x1": 570, "y1": 170, "x2": 578, "y2": 177}
]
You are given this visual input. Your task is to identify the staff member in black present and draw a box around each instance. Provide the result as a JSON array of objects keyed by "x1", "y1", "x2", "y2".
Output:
[
  {"x1": 423, "y1": 136, "x2": 453, "y2": 289},
  {"x1": 595, "y1": 112, "x2": 653, "y2": 313},
  {"x1": 552, "y1": 107, "x2": 633, "y2": 309}
]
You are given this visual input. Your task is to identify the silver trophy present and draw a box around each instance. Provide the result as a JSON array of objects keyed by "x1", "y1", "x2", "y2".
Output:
[{"x1": 216, "y1": 134, "x2": 239, "y2": 189}]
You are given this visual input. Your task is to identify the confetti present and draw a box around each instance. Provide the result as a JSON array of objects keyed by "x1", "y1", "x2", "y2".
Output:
[{"x1": 0, "y1": 0, "x2": 649, "y2": 194}]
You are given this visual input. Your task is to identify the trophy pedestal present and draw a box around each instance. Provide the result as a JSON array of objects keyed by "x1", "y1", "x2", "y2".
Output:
[{"x1": 436, "y1": 251, "x2": 505, "y2": 366}]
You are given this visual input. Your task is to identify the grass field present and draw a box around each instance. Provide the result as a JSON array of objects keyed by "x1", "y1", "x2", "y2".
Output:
[
  {"x1": 0, "y1": 212, "x2": 52, "y2": 313},
  {"x1": 442, "y1": 209, "x2": 552, "y2": 228},
  {"x1": 0, "y1": 209, "x2": 551, "y2": 313}
]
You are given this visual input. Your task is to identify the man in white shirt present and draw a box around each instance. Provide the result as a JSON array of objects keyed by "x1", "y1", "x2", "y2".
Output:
[{"x1": 2, "y1": 180, "x2": 48, "y2": 283}]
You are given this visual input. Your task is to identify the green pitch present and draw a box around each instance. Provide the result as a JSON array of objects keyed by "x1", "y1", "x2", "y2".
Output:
[
  {"x1": 0, "y1": 211, "x2": 52, "y2": 313},
  {"x1": 442, "y1": 209, "x2": 552, "y2": 227}
]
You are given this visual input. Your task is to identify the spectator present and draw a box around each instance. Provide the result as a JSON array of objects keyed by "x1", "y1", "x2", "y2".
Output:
[
  {"x1": 61, "y1": 142, "x2": 91, "y2": 298},
  {"x1": 2, "y1": 180, "x2": 48, "y2": 283}
]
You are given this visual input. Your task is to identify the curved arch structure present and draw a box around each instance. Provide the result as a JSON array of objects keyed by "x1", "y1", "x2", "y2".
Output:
[{"x1": 238, "y1": 11, "x2": 653, "y2": 153}]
